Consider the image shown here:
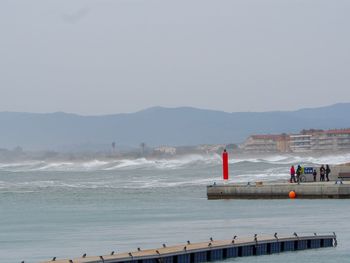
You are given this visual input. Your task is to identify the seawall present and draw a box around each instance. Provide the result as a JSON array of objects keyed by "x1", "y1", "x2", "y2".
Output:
[{"x1": 207, "y1": 181, "x2": 350, "y2": 199}]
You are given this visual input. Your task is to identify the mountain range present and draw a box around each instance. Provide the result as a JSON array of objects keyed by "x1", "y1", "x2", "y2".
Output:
[{"x1": 0, "y1": 103, "x2": 349, "y2": 151}]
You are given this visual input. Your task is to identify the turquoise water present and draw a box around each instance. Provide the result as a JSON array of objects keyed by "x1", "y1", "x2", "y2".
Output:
[{"x1": 0, "y1": 155, "x2": 349, "y2": 263}]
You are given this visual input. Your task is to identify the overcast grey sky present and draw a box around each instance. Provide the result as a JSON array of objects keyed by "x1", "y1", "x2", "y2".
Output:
[{"x1": 1, "y1": 0, "x2": 349, "y2": 115}]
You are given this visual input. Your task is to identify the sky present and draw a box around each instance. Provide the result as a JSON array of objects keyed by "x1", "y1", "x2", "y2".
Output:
[{"x1": 0, "y1": 0, "x2": 349, "y2": 115}]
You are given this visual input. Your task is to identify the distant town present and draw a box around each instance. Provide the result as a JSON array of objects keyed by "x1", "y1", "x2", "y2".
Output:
[
  {"x1": 1, "y1": 128, "x2": 350, "y2": 161},
  {"x1": 152, "y1": 128, "x2": 350, "y2": 156}
]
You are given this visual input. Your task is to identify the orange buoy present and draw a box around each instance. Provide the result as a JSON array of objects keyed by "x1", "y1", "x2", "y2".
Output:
[{"x1": 289, "y1": 191, "x2": 296, "y2": 199}]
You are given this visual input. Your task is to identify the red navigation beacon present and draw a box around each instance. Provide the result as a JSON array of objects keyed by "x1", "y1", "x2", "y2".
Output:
[{"x1": 222, "y1": 149, "x2": 229, "y2": 180}]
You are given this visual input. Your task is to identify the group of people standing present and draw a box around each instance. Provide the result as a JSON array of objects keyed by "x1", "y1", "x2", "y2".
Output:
[
  {"x1": 317, "y1": 164, "x2": 331, "y2": 182},
  {"x1": 290, "y1": 164, "x2": 331, "y2": 183}
]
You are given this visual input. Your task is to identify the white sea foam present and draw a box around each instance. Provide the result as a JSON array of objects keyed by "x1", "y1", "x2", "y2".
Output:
[
  {"x1": 0, "y1": 153, "x2": 349, "y2": 172},
  {"x1": 0, "y1": 165, "x2": 289, "y2": 190},
  {"x1": 0, "y1": 172, "x2": 291, "y2": 191},
  {"x1": 81, "y1": 160, "x2": 110, "y2": 169},
  {"x1": 0, "y1": 161, "x2": 44, "y2": 170},
  {"x1": 230, "y1": 153, "x2": 350, "y2": 166},
  {"x1": 0, "y1": 177, "x2": 224, "y2": 190}
]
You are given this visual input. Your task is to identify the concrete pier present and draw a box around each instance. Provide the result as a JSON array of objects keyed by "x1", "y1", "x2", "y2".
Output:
[
  {"x1": 207, "y1": 181, "x2": 350, "y2": 199},
  {"x1": 41, "y1": 233, "x2": 336, "y2": 263}
]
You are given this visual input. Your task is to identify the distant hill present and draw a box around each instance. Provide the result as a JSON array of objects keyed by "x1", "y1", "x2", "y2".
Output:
[{"x1": 0, "y1": 103, "x2": 349, "y2": 151}]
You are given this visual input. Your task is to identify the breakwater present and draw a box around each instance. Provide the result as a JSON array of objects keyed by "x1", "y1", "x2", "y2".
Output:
[{"x1": 207, "y1": 181, "x2": 350, "y2": 199}]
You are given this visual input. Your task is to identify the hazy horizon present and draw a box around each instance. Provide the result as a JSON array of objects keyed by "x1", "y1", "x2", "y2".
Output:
[{"x1": 1, "y1": 102, "x2": 349, "y2": 116}]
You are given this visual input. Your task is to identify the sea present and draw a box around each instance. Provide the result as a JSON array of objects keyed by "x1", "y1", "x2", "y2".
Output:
[{"x1": 1, "y1": 153, "x2": 350, "y2": 263}]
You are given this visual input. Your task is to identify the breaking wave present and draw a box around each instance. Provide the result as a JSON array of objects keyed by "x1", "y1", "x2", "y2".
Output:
[
  {"x1": 230, "y1": 153, "x2": 350, "y2": 166},
  {"x1": 4, "y1": 152, "x2": 349, "y2": 192},
  {"x1": 0, "y1": 172, "x2": 290, "y2": 191},
  {"x1": 0, "y1": 155, "x2": 221, "y2": 172},
  {"x1": 0, "y1": 153, "x2": 350, "y2": 172}
]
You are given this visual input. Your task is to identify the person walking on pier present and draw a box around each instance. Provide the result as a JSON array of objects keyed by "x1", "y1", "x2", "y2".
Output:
[
  {"x1": 313, "y1": 169, "x2": 317, "y2": 182},
  {"x1": 326, "y1": 165, "x2": 331, "y2": 181},
  {"x1": 290, "y1": 165, "x2": 296, "y2": 183},
  {"x1": 320, "y1": 165, "x2": 326, "y2": 181}
]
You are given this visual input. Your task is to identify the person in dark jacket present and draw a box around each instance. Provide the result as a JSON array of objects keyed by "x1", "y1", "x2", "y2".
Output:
[
  {"x1": 290, "y1": 165, "x2": 296, "y2": 183},
  {"x1": 313, "y1": 169, "x2": 317, "y2": 182},
  {"x1": 296, "y1": 165, "x2": 302, "y2": 183},
  {"x1": 320, "y1": 165, "x2": 326, "y2": 182},
  {"x1": 326, "y1": 165, "x2": 331, "y2": 181}
]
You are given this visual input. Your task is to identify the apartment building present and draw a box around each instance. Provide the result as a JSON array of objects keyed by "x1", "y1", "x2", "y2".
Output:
[
  {"x1": 289, "y1": 134, "x2": 312, "y2": 152},
  {"x1": 241, "y1": 129, "x2": 350, "y2": 153},
  {"x1": 242, "y1": 134, "x2": 289, "y2": 152},
  {"x1": 311, "y1": 129, "x2": 350, "y2": 151}
]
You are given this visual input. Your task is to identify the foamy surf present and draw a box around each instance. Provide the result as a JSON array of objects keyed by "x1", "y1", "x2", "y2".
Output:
[
  {"x1": 0, "y1": 153, "x2": 349, "y2": 172},
  {"x1": 0, "y1": 163, "x2": 292, "y2": 192}
]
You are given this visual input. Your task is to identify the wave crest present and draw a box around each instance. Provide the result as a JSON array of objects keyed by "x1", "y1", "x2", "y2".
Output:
[{"x1": 0, "y1": 153, "x2": 349, "y2": 172}]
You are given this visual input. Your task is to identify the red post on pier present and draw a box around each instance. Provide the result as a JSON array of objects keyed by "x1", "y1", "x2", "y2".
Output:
[{"x1": 222, "y1": 149, "x2": 229, "y2": 180}]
